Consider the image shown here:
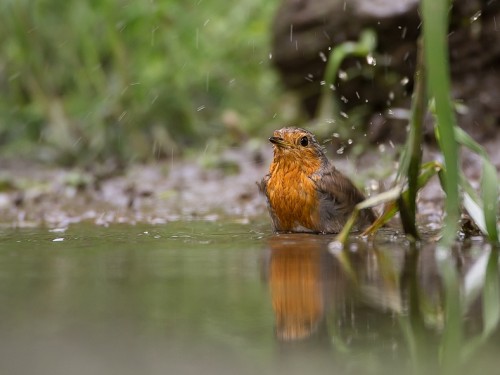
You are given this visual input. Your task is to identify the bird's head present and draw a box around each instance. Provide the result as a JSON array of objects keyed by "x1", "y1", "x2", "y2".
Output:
[{"x1": 269, "y1": 127, "x2": 327, "y2": 167}]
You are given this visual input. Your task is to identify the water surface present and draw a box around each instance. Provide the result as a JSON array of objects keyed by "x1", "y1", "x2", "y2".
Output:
[{"x1": 0, "y1": 221, "x2": 498, "y2": 375}]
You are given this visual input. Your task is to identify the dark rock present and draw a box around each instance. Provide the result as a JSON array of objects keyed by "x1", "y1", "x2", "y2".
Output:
[{"x1": 271, "y1": 0, "x2": 500, "y2": 143}]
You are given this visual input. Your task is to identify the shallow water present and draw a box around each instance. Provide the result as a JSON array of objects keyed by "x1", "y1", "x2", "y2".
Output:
[{"x1": 0, "y1": 221, "x2": 498, "y2": 375}]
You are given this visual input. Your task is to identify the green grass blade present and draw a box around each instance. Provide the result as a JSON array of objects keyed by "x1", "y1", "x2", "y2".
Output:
[
  {"x1": 462, "y1": 247, "x2": 500, "y2": 361},
  {"x1": 483, "y1": 247, "x2": 500, "y2": 335},
  {"x1": 482, "y1": 163, "x2": 499, "y2": 242},
  {"x1": 454, "y1": 127, "x2": 487, "y2": 157},
  {"x1": 336, "y1": 186, "x2": 404, "y2": 243},
  {"x1": 422, "y1": 0, "x2": 460, "y2": 247},
  {"x1": 335, "y1": 161, "x2": 442, "y2": 240},
  {"x1": 362, "y1": 162, "x2": 442, "y2": 235},
  {"x1": 460, "y1": 172, "x2": 482, "y2": 205},
  {"x1": 463, "y1": 193, "x2": 488, "y2": 235},
  {"x1": 437, "y1": 252, "x2": 463, "y2": 375},
  {"x1": 455, "y1": 127, "x2": 499, "y2": 242},
  {"x1": 317, "y1": 30, "x2": 377, "y2": 121},
  {"x1": 397, "y1": 39, "x2": 426, "y2": 240}
]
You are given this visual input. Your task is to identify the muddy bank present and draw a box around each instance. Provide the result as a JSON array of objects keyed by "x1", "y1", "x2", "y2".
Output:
[
  {"x1": 0, "y1": 134, "x2": 499, "y2": 230},
  {"x1": 0, "y1": 145, "x2": 271, "y2": 228}
]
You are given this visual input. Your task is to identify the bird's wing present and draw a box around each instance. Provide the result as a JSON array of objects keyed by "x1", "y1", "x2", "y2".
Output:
[
  {"x1": 313, "y1": 165, "x2": 375, "y2": 227},
  {"x1": 258, "y1": 174, "x2": 280, "y2": 231},
  {"x1": 257, "y1": 174, "x2": 269, "y2": 195},
  {"x1": 314, "y1": 166, "x2": 366, "y2": 208}
]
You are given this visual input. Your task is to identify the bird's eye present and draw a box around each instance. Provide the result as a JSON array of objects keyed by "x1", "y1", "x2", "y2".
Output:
[{"x1": 300, "y1": 136, "x2": 309, "y2": 147}]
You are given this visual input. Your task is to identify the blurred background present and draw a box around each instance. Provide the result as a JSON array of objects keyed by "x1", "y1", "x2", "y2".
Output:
[
  {"x1": 0, "y1": 0, "x2": 285, "y2": 165},
  {"x1": 1, "y1": 0, "x2": 499, "y2": 168}
]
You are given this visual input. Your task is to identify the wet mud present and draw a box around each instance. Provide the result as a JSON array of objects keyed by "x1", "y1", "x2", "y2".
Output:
[{"x1": 0, "y1": 134, "x2": 498, "y2": 231}]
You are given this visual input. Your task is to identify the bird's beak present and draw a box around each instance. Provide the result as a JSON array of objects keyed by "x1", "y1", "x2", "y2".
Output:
[{"x1": 269, "y1": 136, "x2": 288, "y2": 148}]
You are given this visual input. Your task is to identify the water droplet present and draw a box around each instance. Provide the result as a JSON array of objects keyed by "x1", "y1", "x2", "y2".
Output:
[
  {"x1": 366, "y1": 55, "x2": 376, "y2": 66},
  {"x1": 471, "y1": 10, "x2": 482, "y2": 22},
  {"x1": 388, "y1": 91, "x2": 394, "y2": 100},
  {"x1": 338, "y1": 70, "x2": 348, "y2": 80},
  {"x1": 401, "y1": 27, "x2": 407, "y2": 39},
  {"x1": 49, "y1": 227, "x2": 67, "y2": 233},
  {"x1": 378, "y1": 144, "x2": 386, "y2": 153},
  {"x1": 328, "y1": 240, "x2": 344, "y2": 254},
  {"x1": 369, "y1": 179, "x2": 379, "y2": 192},
  {"x1": 268, "y1": 53, "x2": 273, "y2": 60},
  {"x1": 333, "y1": 133, "x2": 340, "y2": 138},
  {"x1": 319, "y1": 51, "x2": 327, "y2": 62},
  {"x1": 197, "y1": 105, "x2": 205, "y2": 111},
  {"x1": 336, "y1": 146, "x2": 345, "y2": 154},
  {"x1": 436, "y1": 246, "x2": 450, "y2": 261},
  {"x1": 347, "y1": 138, "x2": 353, "y2": 145},
  {"x1": 400, "y1": 77, "x2": 410, "y2": 85},
  {"x1": 340, "y1": 111, "x2": 349, "y2": 119},
  {"x1": 340, "y1": 96, "x2": 348, "y2": 103},
  {"x1": 53, "y1": 238, "x2": 64, "y2": 242},
  {"x1": 320, "y1": 80, "x2": 326, "y2": 86}
]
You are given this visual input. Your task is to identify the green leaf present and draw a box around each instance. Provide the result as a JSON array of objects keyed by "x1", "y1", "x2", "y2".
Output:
[
  {"x1": 437, "y1": 248, "x2": 463, "y2": 373},
  {"x1": 463, "y1": 193, "x2": 487, "y2": 236},
  {"x1": 462, "y1": 248, "x2": 500, "y2": 361},
  {"x1": 483, "y1": 248, "x2": 500, "y2": 335},
  {"x1": 316, "y1": 29, "x2": 377, "y2": 122},
  {"x1": 455, "y1": 127, "x2": 499, "y2": 243},
  {"x1": 422, "y1": 0, "x2": 460, "y2": 248},
  {"x1": 482, "y1": 162, "x2": 499, "y2": 243}
]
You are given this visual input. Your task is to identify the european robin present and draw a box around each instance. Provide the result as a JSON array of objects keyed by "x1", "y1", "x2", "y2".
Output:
[{"x1": 259, "y1": 127, "x2": 375, "y2": 233}]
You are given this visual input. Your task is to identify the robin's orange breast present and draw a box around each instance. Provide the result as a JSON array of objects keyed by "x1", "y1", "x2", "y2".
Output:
[{"x1": 266, "y1": 163, "x2": 320, "y2": 232}]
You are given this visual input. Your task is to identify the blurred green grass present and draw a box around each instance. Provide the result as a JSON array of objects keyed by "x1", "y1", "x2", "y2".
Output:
[{"x1": 0, "y1": 0, "x2": 279, "y2": 164}]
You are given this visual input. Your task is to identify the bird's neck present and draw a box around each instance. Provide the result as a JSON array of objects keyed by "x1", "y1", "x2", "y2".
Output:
[{"x1": 269, "y1": 153, "x2": 327, "y2": 177}]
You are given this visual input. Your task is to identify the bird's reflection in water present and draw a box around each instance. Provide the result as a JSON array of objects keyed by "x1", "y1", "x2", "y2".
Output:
[
  {"x1": 263, "y1": 234, "x2": 434, "y2": 343},
  {"x1": 263, "y1": 232, "x2": 499, "y2": 374},
  {"x1": 264, "y1": 234, "x2": 350, "y2": 344}
]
